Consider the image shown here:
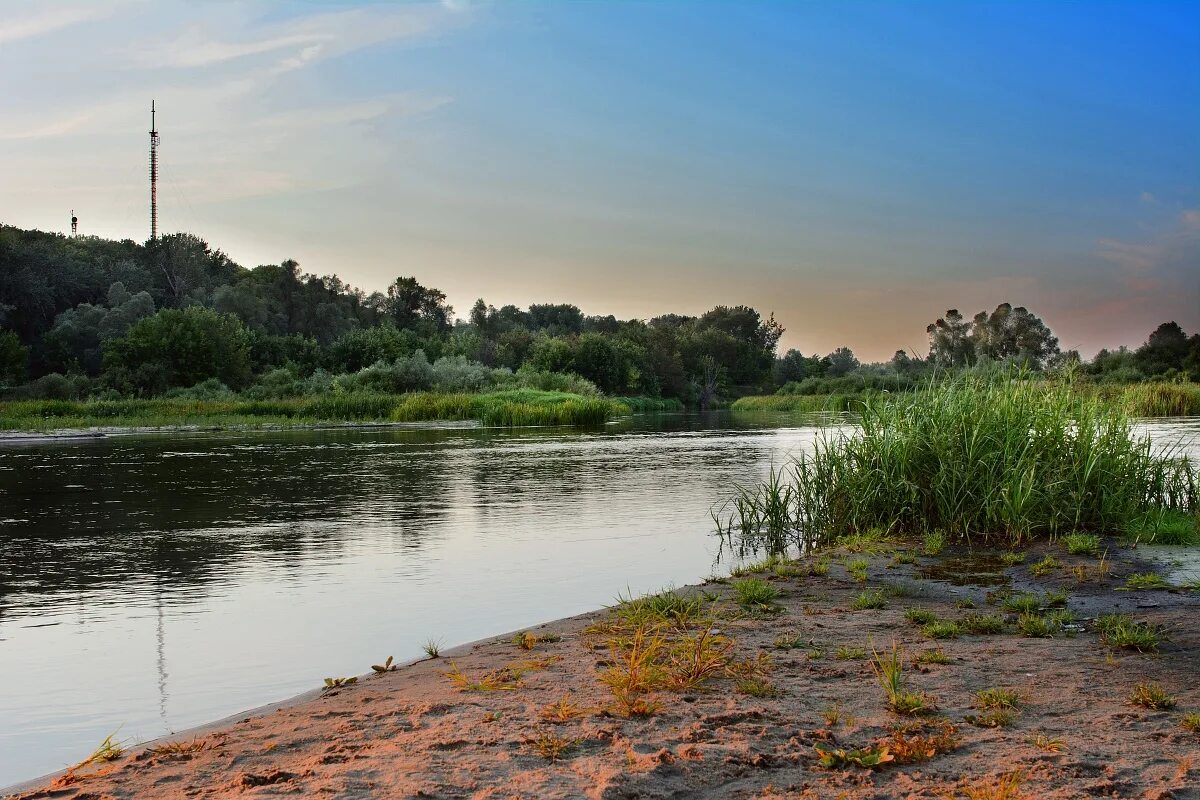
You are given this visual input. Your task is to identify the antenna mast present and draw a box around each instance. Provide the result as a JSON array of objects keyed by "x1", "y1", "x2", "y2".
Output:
[
  {"x1": 71, "y1": 209, "x2": 78, "y2": 237},
  {"x1": 149, "y1": 100, "x2": 159, "y2": 241}
]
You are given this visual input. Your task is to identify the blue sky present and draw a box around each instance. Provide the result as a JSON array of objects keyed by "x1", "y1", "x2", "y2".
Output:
[{"x1": 1, "y1": 0, "x2": 1197, "y2": 359}]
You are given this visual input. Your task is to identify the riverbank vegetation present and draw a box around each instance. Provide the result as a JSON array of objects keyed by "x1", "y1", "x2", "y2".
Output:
[
  {"x1": 2, "y1": 226, "x2": 1197, "y2": 431},
  {"x1": 721, "y1": 374, "x2": 1199, "y2": 555}
]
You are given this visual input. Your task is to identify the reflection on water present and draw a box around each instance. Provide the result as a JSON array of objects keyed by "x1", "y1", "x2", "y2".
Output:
[
  {"x1": 0, "y1": 413, "x2": 1196, "y2": 787},
  {"x1": 0, "y1": 413, "x2": 822, "y2": 785}
]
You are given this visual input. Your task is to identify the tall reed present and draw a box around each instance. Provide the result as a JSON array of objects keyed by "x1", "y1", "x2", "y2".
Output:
[{"x1": 720, "y1": 373, "x2": 1197, "y2": 552}]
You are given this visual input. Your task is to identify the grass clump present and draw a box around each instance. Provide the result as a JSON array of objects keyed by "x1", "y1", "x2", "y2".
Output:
[
  {"x1": 1129, "y1": 683, "x2": 1176, "y2": 710},
  {"x1": 965, "y1": 709, "x2": 1016, "y2": 728},
  {"x1": 530, "y1": 734, "x2": 578, "y2": 761},
  {"x1": 1123, "y1": 572, "x2": 1171, "y2": 590},
  {"x1": 923, "y1": 620, "x2": 962, "y2": 640},
  {"x1": 873, "y1": 642, "x2": 934, "y2": 715},
  {"x1": 1095, "y1": 614, "x2": 1162, "y2": 652},
  {"x1": 1028, "y1": 555, "x2": 1061, "y2": 576},
  {"x1": 1001, "y1": 593, "x2": 1041, "y2": 614},
  {"x1": 923, "y1": 529, "x2": 947, "y2": 556},
  {"x1": 540, "y1": 695, "x2": 588, "y2": 722},
  {"x1": 1028, "y1": 732, "x2": 1064, "y2": 752},
  {"x1": 914, "y1": 648, "x2": 954, "y2": 665},
  {"x1": 422, "y1": 638, "x2": 443, "y2": 658},
  {"x1": 598, "y1": 625, "x2": 665, "y2": 716},
  {"x1": 614, "y1": 588, "x2": 705, "y2": 627},
  {"x1": 1061, "y1": 533, "x2": 1101, "y2": 555},
  {"x1": 850, "y1": 588, "x2": 887, "y2": 610},
  {"x1": 905, "y1": 607, "x2": 938, "y2": 625},
  {"x1": 663, "y1": 629, "x2": 733, "y2": 691},
  {"x1": 446, "y1": 662, "x2": 523, "y2": 692},
  {"x1": 732, "y1": 578, "x2": 781, "y2": 612},
  {"x1": 999, "y1": 551, "x2": 1026, "y2": 566},
  {"x1": 976, "y1": 688, "x2": 1020, "y2": 710},
  {"x1": 719, "y1": 373, "x2": 1197, "y2": 554},
  {"x1": 1016, "y1": 613, "x2": 1056, "y2": 638},
  {"x1": 846, "y1": 557, "x2": 869, "y2": 582},
  {"x1": 834, "y1": 645, "x2": 868, "y2": 660},
  {"x1": 961, "y1": 613, "x2": 1006, "y2": 635},
  {"x1": 1181, "y1": 713, "x2": 1200, "y2": 733},
  {"x1": 956, "y1": 771, "x2": 1027, "y2": 800}
]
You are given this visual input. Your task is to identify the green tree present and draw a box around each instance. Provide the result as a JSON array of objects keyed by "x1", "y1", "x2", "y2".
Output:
[
  {"x1": 102, "y1": 307, "x2": 252, "y2": 395},
  {"x1": 0, "y1": 330, "x2": 28, "y2": 385}
]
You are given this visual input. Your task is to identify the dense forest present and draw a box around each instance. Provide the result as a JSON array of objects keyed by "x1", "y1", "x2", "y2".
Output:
[{"x1": 1, "y1": 225, "x2": 1197, "y2": 406}]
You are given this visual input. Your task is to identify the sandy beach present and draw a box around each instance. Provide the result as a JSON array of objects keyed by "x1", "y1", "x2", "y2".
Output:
[{"x1": 8, "y1": 539, "x2": 1199, "y2": 800}]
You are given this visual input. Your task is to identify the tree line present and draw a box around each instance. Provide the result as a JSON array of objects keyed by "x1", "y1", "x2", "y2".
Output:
[{"x1": 1, "y1": 225, "x2": 1195, "y2": 404}]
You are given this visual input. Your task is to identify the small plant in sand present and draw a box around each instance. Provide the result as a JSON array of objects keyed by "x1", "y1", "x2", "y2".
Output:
[
  {"x1": 904, "y1": 607, "x2": 938, "y2": 625},
  {"x1": 1045, "y1": 608, "x2": 1076, "y2": 627},
  {"x1": 965, "y1": 709, "x2": 1016, "y2": 728},
  {"x1": 1028, "y1": 555, "x2": 1061, "y2": 577},
  {"x1": 999, "y1": 551, "x2": 1026, "y2": 566},
  {"x1": 482, "y1": 711, "x2": 502, "y2": 723},
  {"x1": 822, "y1": 703, "x2": 849, "y2": 727},
  {"x1": 922, "y1": 529, "x2": 947, "y2": 556},
  {"x1": 1028, "y1": 732, "x2": 1065, "y2": 752},
  {"x1": 873, "y1": 641, "x2": 934, "y2": 715},
  {"x1": 922, "y1": 620, "x2": 962, "y2": 640},
  {"x1": 846, "y1": 556, "x2": 870, "y2": 582},
  {"x1": 1181, "y1": 713, "x2": 1200, "y2": 733},
  {"x1": 809, "y1": 557, "x2": 832, "y2": 576},
  {"x1": 146, "y1": 739, "x2": 209, "y2": 757},
  {"x1": 1001, "y1": 593, "x2": 1040, "y2": 614},
  {"x1": 957, "y1": 770, "x2": 1026, "y2": 800},
  {"x1": 514, "y1": 632, "x2": 539, "y2": 650},
  {"x1": 914, "y1": 648, "x2": 953, "y2": 666},
  {"x1": 732, "y1": 578, "x2": 781, "y2": 612},
  {"x1": 837, "y1": 528, "x2": 893, "y2": 554},
  {"x1": 893, "y1": 551, "x2": 918, "y2": 565},
  {"x1": 886, "y1": 720, "x2": 959, "y2": 763},
  {"x1": 1061, "y1": 533, "x2": 1100, "y2": 555},
  {"x1": 772, "y1": 632, "x2": 810, "y2": 650},
  {"x1": 1016, "y1": 613, "x2": 1056, "y2": 638},
  {"x1": 883, "y1": 580, "x2": 918, "y2": 598},
  {"x1": 960, "y1": 613, "x2": 1005, "y2": 635},
  {"x1": 323, "y1": 676, "x2": 357, "y2": 689},
  {"x1": 850, "y1": 588, "x2": 887, "y2": 610},
  {"x1": 1123, "y1": 572, "x2": 1171, "y2": 590},
  {"x1": 540, "y1": 695, "x2": 588, "y2": 722},
  {"x1": 615, "y1": 588, "x2": 706, "y2": 627},
  {"x1": 664, "y1": 628, "x2": 733, "y2": 691},
  {"x1": 530, "y1": 733, "x2": 578, "y2": 761},
  {"x1": 1129, "y1": 683, "x2": 1176, "y2": 710},
  {"x1": 445, "y1": 662, "x2": 523, "y2": 692},
  {"x1": 599, "y1": 624, "x2": 665, "y2": 716},
  {"x1": 813, "y1": 742, "x2": 894, "y2": 769},
  {"x1": 84, "y1": 732, "x2": 126, "y2": 766},
  {"x1": 1095, "y1": 614, "x2": 1162, "y2": 652},
  {"x1": 422, "y1": 639, "x2": 442, "y2": 658},
  {"x1": 976, "y1": 687, "x2": 1020, "y2": 710},
  {"x1": 954, "y1": 597, "x2": 977, "y2": 609},
  {"x1": 1042, "y1": 589, "x2": 1068, "y2": 607},
  {"x1": 834, "y1": 645, "x2": 868, "y2": 660},
  {"x1": 730, "y1": 555, "x2": 782, "y2": 577},
  {"x1": 371, "y1": 656, "x2": 397, "y2": 673}
]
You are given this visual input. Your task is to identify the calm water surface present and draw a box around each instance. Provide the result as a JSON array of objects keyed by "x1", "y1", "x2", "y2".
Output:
[{"x1": 1, "y1": 413, "x2": 1197, "y2": 786}]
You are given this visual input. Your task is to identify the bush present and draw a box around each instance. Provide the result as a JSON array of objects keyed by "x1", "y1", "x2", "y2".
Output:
[
  {"x1": 163, "y1": 378, "x2": 235, "y2": 401},
  {"x1": 334, "y1": 351, "x2": 435, "y2": 394},
  {"x1": 431, "y1": 355, "x2": 498, "y2": 392}
]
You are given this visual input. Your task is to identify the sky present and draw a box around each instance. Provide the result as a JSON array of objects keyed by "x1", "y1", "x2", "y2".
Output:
[{"x1": 1, "y1": 0, "x2": 1197, "y2": 361}]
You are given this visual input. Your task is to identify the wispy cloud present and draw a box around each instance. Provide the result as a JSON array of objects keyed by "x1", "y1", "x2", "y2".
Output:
[
  {"x1": 0, "y1": 1, "x2": 130, "y2": 45},
  {"x1": 125, "y1": 6, "x2": 458, "y2": 72}
]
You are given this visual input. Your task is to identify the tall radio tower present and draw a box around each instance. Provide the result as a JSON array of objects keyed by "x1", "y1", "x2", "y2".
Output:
[{"x1": 149, "y1": 100, "x2": 159, "y2": 240}]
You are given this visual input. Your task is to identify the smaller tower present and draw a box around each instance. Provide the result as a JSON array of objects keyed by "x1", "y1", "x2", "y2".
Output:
[{"x1": 71, "y1": 210, "x2": 78, "y2": 236}]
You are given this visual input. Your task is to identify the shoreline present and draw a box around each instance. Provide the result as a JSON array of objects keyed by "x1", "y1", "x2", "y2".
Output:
[
  {"x1": 0, "y1": 418, "x2": 486, "y2": 446},
  {"x1": 7, "y1": 539, "x2": 1199, "y2": 799}
]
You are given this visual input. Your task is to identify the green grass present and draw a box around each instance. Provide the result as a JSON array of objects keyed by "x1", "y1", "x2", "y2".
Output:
[
  {"x1": 1125, "y1": 509, "x2": 1200, "y2": 546},
  {"x1": 904, "y1": 607, "x2": 938, "y2": 625},
  {"x1": 608, "y1": 396, "x2": 685, "y2": 413},
  {"x1": 729, "y1": 393, "x2": 862, "y2": 413},
  {"x1": 1095, "y1": 614, "x2": 1162, "y2": 652},
  {"x1": 1061, "y1": 533, "x2": 1101, "y2": 555},
  {"x1": 718, "y1": 373, "x2": 1197, "y2": 553},
  {"x1": 922, "y1": 620, "x2": 962, "y2": 640},
  {"x1": 732, "y1": 578, "x2": 781, "y2": 612},
  {"x1": 850, "y1": 589, "x2": 887, "y2": 610},
  {"x1": 0, "y1": 389, "x2": 629, "y2": 432},
  {"x1": 960, "y1": 613, "x2": 1005, "y2": 635}
]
